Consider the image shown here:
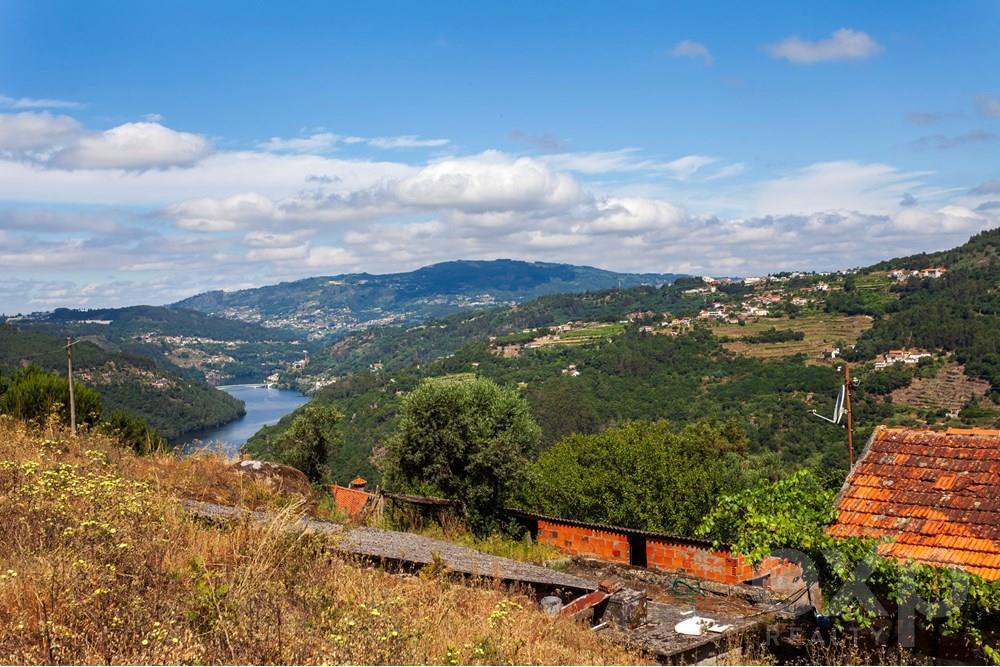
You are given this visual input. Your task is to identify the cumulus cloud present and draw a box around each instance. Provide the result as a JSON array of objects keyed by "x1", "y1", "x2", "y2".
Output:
[
  {"x1": 669, "y1": 40, "x2": 713, "y2": 65},
  {"x1": 0, "y1": 112, "x2": 82, "y2": 154},
  {"x1": 764, "y1": 29, "x2": 882, "y2": 64},
  {"x1": 394, "y1": 151, "x2": 584, "y2": 212},
  {"x1": 167, "y1": 193, "x2": 278, "y2": 231},
  {"x1": 52, "y1": 122, "x2": 212, "y2": 170}
]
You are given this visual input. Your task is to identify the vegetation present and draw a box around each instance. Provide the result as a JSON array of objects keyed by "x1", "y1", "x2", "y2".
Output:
[
  {"x1": 0, "y1": 365, "x2": 165, "y2": 454},
  {"x1": 0, "y1": 417, "x2": 635, "y2": 665},
  {"x1": 743, "y1": 327, "x2": 805, "y2": 344},
  {"x1": 0, "y1": 325, "x2": 245, "y2": 440},
  {"x1": 0, "y1": 365, "x2": 103, "y2": 428},
  {"x1": 272, "y1": 404, "x2": 343, "y2": 482},
  {"x1": 698, "y1": 472, "x2": 1000, "y2": 663},
  {"x1": 521, "y1": 420, "x2": 752, "y2": 536},
  {"x1": 382, "y1": 377, "x2": 540, "y2": 535},
  {"x1": 11, "y1": 305, "x2": 307, "y2": 385}
]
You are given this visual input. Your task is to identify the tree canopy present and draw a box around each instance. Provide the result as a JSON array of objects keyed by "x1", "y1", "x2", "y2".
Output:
[
  {"x1": 520, "y1": 419, "x2": 751, "y2": 536},
  {"x1": 383, "y1": 377, "x2": 540, "y2": 534}
]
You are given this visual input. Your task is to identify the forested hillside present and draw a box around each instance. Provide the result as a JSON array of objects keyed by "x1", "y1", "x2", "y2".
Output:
[
  {"x1": 173, "y1": 259, "x2": 680, "y2": 338},
  {"x1": 248, "y1": 228, "x2": 1000, "y2": 498},
  {"x1": 9, "y1": 305, "x2": 308, "y2": 385},
  {"x1": 841, "y1": 226, "x2": 1000, "y2": 396},
  {"x1": 0, "y1": 324, "x2": 244, "y2": 440}
]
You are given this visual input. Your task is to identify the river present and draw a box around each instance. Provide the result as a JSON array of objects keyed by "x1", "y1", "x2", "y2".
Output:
[{"x1": 180, "y1": 385, "x2": 309, "y2": 458}]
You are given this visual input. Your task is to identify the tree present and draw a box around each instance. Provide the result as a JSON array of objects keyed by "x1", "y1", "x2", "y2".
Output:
[
  {"x1": 383, "y1": 377, "x2": 540, "y2": 534},
  {"x1": 273, "y1": 404, "x2": 343, "y2": 482},
  {"x1": 696, "y1": 469, "x2": 837, "y2": 563},
  {"x1": 0, "y1": 365, "x2": 102, "y2": 427},
  {"x1": 520, "y1": 419, "x2": 749, "y2": 535}
]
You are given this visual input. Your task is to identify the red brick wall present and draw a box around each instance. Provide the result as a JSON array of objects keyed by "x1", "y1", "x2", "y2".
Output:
[
  {"x1": 331, "y1": 485, "x2": 372, "y2": 520},
  {"x1": 537, "y1": 519, "x2": 632, "y2": 563},
  {"x1": 533, "y1": 516, "x2": 804, "y2": 595}
]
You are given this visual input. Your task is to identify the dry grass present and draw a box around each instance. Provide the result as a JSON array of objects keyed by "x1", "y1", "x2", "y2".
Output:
[
  {"x1": 0, "y1": 415, "x2": 641, "y2": 665},
  {"x1": 713, "y1": 315, "x2": 872, "y2": 361}
]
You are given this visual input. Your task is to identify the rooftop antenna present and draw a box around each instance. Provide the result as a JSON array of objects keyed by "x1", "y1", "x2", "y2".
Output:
[{"x1": 810, "y1": 364, "x2": 855, "y2": 466}]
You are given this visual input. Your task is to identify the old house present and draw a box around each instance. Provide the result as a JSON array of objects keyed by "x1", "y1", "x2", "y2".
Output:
[{"x1": 828, "y1": 426, "x2": 1000, "y2": 581}]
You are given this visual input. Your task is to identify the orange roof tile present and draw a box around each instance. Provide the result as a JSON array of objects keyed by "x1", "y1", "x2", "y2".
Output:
[{"x1": 829, "y1": 427, "x2": 1000, "y2": 581}]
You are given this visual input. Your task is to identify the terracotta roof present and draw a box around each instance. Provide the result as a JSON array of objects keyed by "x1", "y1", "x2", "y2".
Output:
[
  {"x1": 350, "y1": 476, "x2": 367, "y2": 487},
  {"x1": 828, "y1": 426, "x2": 1000, "y2": 581}
]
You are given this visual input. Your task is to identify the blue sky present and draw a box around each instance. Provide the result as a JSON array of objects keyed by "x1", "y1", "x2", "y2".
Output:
[{"x1": 1, "y1": 1, "x2": 998, "y2": 312}]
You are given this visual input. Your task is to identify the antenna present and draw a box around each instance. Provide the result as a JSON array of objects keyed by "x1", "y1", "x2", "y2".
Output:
[{"x1": 809, "y1": 365, "x2": 855, "y2": 466}]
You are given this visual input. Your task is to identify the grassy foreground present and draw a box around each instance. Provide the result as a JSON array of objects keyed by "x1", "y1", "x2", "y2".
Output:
[{"x1": 0, "y1": 416, "x2": 638, "y2": 665}]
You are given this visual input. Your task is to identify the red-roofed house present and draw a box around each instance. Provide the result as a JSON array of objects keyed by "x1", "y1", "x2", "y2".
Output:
[{"x1": 828, "y1": 426, "x2": 1000, "y2": 581}]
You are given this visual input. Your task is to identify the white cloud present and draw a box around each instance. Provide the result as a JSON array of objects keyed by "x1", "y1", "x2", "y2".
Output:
[
  {"x1": 764, "y1": 29, "x2": 882, "y2": 64},
  {"x1": 168, "y1": 192, "x2": 278, "y2": 231},
  {"x1": 258, "y1": 131, "x2": 349, "y2": 153},
  {"x1": 259, "y1": 131, "x2": 449, "y2": 153},
  {"x1": 367, "y1": 135, "x2": 450, "y2": 149},
  {"x1": 669, "y1": 40, "x2": 713, "y2": 65},
  {"x1": 394, "y1": 151, "x2": 584, "y2": 212},
  {"x1": 53, "y1": 122, "x2": 212, "y2": 170},
  {"x1": 304, "y1": 245, "x2": 357, "y2": 268},
  {"x1": 0, "y1": 94, "x2": 81, "y2": 110},
  {"x1": 754, "y1": 160, "x2": 930, "y2": 215},
  {"x1": 541, "y1": 149, "x2": 723, "y2": 180},
  {"x1": 581, "y1": 197, "x2": 687, "y2": 233},
  {"x1": 0, "y1": 112, "x2": 82, "y2": 153}
]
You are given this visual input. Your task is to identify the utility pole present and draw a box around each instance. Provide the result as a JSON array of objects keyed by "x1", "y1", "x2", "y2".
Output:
[
  {"x1": 844, "y1": 364, "x2": 854, "y2": 467},
  {"x1": 65, "y1": 337, "x2": 76, "y2": 436}
]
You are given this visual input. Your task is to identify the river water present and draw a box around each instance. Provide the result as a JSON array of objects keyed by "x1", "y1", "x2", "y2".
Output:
[{"x1": 180, "y1": 385, "x2": 309, "y2": 458}]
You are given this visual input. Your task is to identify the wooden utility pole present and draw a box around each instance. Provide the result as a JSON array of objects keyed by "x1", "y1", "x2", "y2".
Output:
[
  {"x1": 65, "y1": 337, "x2": 76, "y2": 436},
  {"x1": 844, "y1": 364, "x2": 854, "y2": 467}
]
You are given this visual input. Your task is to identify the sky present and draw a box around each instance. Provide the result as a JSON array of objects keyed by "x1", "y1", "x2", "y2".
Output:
[{"x1": 1, "y1": 0, "x2": 999, "y2": 313}]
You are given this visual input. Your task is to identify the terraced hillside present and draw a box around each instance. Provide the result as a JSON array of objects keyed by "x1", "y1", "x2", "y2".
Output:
[{"x1": 890, "y1": 363, "x2": 991, "y2": 412}]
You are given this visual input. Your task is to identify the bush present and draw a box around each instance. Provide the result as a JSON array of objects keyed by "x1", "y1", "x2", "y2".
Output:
[{"x1": 0, "y1": 365, "x2": 102, "y2": 427}]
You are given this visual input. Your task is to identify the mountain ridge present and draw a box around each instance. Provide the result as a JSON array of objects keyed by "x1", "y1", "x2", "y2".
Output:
[{"x1": 171, "y1": 259, "x2": 682, "y2": 338}]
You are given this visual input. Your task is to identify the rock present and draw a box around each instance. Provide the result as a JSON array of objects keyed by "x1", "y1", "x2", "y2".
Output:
[{"x1": 230, "y1": 459, "x2": 312, "y2": 497}]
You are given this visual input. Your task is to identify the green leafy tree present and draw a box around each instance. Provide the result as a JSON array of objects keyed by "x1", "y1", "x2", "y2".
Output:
[
  {"x1": 383, "y1": 377, "x2": 540, "y2": 534},
  {"x1": 696, "y1": 469, "x2": 837, "y2": 563},
  {"x1": 273, "y1": 404, "x2": 343, "y2": 482},
  {"x1": 0, "y1": 365, "x2": 102, "y2": 427},
  {"x1": 521, "y1": 419, "x2": 749, "y2": 535}
]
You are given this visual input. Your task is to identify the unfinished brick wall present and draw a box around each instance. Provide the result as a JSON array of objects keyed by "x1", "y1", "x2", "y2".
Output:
[
  {"x1": 531, "y1": 515, "x2": 804, "y2": 595},
  {"x1": 537, "y1": 519, "x2": 632, "y2": 564},
  {"x1": 331, "y1": 485, "x2": 372, "y2": 520}
]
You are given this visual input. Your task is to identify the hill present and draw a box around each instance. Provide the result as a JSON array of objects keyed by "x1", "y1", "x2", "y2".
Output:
[
  {"x1": 7, "y1": 305, "x2": 310, "y2": 385},
  {"x1": 0, "y1": 324, "x2": 245, "y2": 440},
  {"x1": 172, "y1": 259, "x2": 680, "y2": 339},
  {"x1": 0, "y1": 418, "x2": 633, "y2": 664},
  {"x1": 247, "y1": 228, "x2": 1000, "y2": 487}
]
